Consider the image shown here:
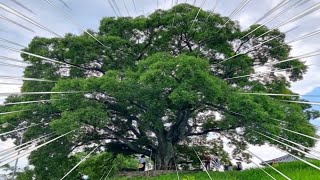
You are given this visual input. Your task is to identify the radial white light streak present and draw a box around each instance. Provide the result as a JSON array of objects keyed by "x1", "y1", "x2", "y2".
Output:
[
  {"x1": 0, "y1": 2, "x2": 61, "y2": 37},
  {"x1": 0, "y1": 130, "x2": 75, "y2": 167},
  {"x1": 247, "y1": 150, "x2": 291, "y2": 180},
  {"x1": 60, "y1": 144, "x2": 101, "y2": 180}
]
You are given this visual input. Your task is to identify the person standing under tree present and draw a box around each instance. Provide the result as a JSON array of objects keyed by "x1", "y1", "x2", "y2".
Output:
[
  {"x1": 236, "y1": 162, "x2": 243, "y2": 171},
  {"x1": 204, "y1": 152, "x2": 211, "y2": 170},
  {"x1": 138, "y1": 155, "x2": 146, "y2": 171}
]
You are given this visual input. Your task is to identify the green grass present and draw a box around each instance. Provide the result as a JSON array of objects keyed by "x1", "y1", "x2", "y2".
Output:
[{"x1": 116, "y1": 161, "x2": 320, "y2": 180}]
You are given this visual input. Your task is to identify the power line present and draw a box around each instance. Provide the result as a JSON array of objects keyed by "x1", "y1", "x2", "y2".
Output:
[
  {"x1": 247, "y1": 150, "x2": 291, "y2": 180},
  {"x1": 157, "y1": 0, "x2": 159, "y2": 10},
  {"x1": 0, "y1": 143, "x2": 34, "y2": 162},
  {"x1": 219, "y1": 0, "x2": 252, "y2": 30},
  {"x1": 253, "y1": 131, "x2": 320, "y2": 171},
  {"x1": 0, "y1": 110, "x2": 30, "y2": 116},
  {"x1": 111, "y1": 0, "x2": 123, "y2": 17},
  {"x1": 191, "y1": 0, "x2": 207, "y2": 28},
  {"x1": 0, "y1": 75, "x2": 57, "y2": 82},
  {"x1": 224, "y1": 67, "x2": 297, "y2": 80},
  {"x1": 99, "y1": 166, "x2": 108, "y2": 180},
  {"x1": 254, "y1": 130, "x2": 320, "y2": 162},
  {"x1": 0, "y1": 133, "x2": 52, "y2": 157},
  {"x1": 253, "y1": 0, "x2": 290, "y2": 24},
  {"x1": 0, "y1": 130, "x2": 75, "y2": 167},
  {"x1": 0, "y1": 14, "x2": 36, "y2": 33},
  {"x1": 131, "y1": 0, "x2": 138, "y2": 15},
  {"x1": 1, "y1": 1, "x2": 319, "y2": 177},
  {"x1": 200, "y1": 0, "x2": 253, "y2": 45},
  {"x1": 123, "y1": 0, "x2": 130, "y2": 17},
  {"x1": 60, "y1": 144, "x2": 101, "y2": 180},
  {"x1": 0, "y1": 2, "x2": 61, "y2": 37},
  {"x1": 103, "y1": 164, "x2": 115, "y2": 180},
  {"x1": 296, "y1": 0, "x2": 313, "y2": 8},
  {"x1": 221, "y1": 26, "x2": 299, "y2": 63},
  {"x1": 224, "y1": 52, "x2": 319, "y2": 80},
  {"x1": 279, "y1": 127, "x2": 320, "y2": 141},
  {"x1": 57, "y1": 0, "x2": 72, "y2": 10},
  {"x1": 269, "y1": 50, "x2": 320, "y2": 65},
  {"x1": 0, "y1": 62, "x2": 27, "y2": 68},
  {"x1": 9, "y1": 0, "x2": 36, "y2": 15},
  {"x1": 222, "y1": 99, "x2": 319, "y2": 166},
  {"x1": 99, "y1": 161, "x2": 115, "y2": 180},
  {"x1": 0, "y1": 45, "x2": 87, "y2": 70},
  {"x1": 0, "y1": 91, "x2": 86, "y2": 96},
  {"x1": 221, "y1": 108, "x2": 320, "y2": 148},
  {"x1": 0, "y1": 82, "x2": 23, "y2": 85},
  {"x1": 250, "y1": 160, "x2": 276, "y2": 180},
  {"x1": 108, "y1": 0, "x2": 119, "y2": 17},
  {"x1": 286, "y1": 151, "x2": 320, "y2": 171},
  {"x1": 171, "y1": 0, "x2": 178, "y2": 26},
  {"x1": 1, "y1": 99, "x2": 60, "y2": 106},
  {"x1": 265, "y1": 131, "x2": 320, "y2": 155},
  {"x1": 44, "y1": 0, "x2": 109, "y2": 49},
  {"x1": 238, "y1": 92, "x2": 320, "y2": 98},
  {"x1": 281, "y1": 100, "x2": 320, "y2": 106},
  {"x1": 0, "y1": 56, "x2": 26, "y2": 63},
  {"x1": 206, "y1": 0, "x2": 221, "y2": 21},
  {"x1": 285, "y1": 29, "x2": 320, "y2": 45},
  {"x1": 0, "y1": 37, "x2": 27, "y2": 48},
  {"x1": 0, "y1": 123, "x2": 44, "y2": 137},
  {"x1": 270, "y1": 118, "x2": 320, "y2": 130},
  {"x1": 256, "y1": 2, "x2": 320, "y2": 39},
  {"x1": 192, "y1": 146, "x2": 212, "y2": 180},
  {"x1": 242, "y1": 1, "x2": 315, "y2": 40},
  {"x1": 236, "y1": 41, "x2": 308, "y2": 67},
  {"x1": 271, "y1": 123, "x2": 320, "y2": 145}
]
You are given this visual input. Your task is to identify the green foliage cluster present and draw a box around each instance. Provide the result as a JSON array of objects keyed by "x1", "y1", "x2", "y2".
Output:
[{"x1": 16, "y1": 152, "x2": 138, "y2": 180}]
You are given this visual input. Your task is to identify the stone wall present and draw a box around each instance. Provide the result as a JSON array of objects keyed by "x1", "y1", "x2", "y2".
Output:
[{"x1": 118, "y1": 170, "x2": 192, "y2": 178}]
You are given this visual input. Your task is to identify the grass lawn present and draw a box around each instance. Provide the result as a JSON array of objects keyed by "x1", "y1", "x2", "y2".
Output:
[{"x1": 116, "y1": 161, "x2": 320, "y2": 180}]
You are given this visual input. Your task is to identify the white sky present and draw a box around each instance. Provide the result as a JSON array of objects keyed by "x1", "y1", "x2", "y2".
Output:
[{"x1": 0, "y1": 0, "x2": 320, "y2": 174}]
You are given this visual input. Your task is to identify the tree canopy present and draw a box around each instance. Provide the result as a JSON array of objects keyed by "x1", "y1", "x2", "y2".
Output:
[{"x1": 0, "y1": 4, "x2": 318, "y2": 179}]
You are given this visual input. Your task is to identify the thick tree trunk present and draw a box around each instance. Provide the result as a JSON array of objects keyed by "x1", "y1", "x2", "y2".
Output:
[{"x1": 154, "y1": 141, "x2": 175, "y2": 170}]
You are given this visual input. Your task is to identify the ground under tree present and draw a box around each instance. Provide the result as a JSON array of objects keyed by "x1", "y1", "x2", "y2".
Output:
[{"x1": 0, "y1": 4, "x2": 318, "y2": 179}]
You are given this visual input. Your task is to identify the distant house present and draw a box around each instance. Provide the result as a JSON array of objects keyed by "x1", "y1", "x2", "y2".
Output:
[{"x1": 260, "y1": 155, "x2": 297, "y2": 165}]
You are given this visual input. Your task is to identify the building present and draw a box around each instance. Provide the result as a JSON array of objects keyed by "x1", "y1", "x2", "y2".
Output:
[{"x1": 260, "y1": 155, "x2": 297, "y2": 165}]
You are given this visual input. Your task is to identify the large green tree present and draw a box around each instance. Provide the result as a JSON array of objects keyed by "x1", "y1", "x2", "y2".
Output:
[{"x1": 0, "y1": 4, "x2": 318, "y2": 178}]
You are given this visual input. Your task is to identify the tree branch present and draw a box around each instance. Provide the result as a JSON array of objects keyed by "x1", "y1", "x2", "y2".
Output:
[
  {"x1": 103, "y1": 127, "x2": 150, "y2": 155},
  {"x1": 127, "y1": 118, "x2": 142, "y2": 138},
  {"x1": 187, "y1": 125, "x2": 240, "y2": 136},
  {"x1": 205, "y1": 103, "x2": 245, "y2": 118},
  {"x1": 187, "y1": 128, "x2": 223, "y2": 136},
  {"x1": 136, "y1": 30, "x2": 155, "y2": 60}
]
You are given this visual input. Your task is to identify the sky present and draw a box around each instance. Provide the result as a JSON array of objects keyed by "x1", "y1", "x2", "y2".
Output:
[{"x1": 0, "y1": 0, "x2": 320, "y2": 174}]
